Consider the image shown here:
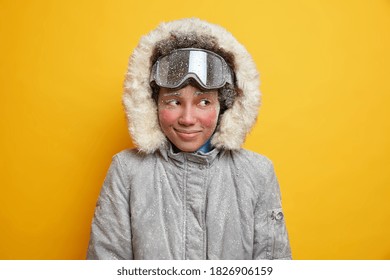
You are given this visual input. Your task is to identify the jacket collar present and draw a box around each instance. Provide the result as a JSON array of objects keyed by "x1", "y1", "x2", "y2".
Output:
[{"x1": 159, "y1": 142, "x2": 221, "y2": 166}]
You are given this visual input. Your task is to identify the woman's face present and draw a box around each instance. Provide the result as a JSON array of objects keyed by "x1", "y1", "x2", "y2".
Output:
[{"x1": 157, "y1": 84, "x2": 220, "y2": 152}]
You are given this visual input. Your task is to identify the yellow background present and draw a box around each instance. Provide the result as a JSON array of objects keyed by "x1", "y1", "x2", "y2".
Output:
[{"x1": 1, "y1": 0, "x2": 389, "y2": 259}]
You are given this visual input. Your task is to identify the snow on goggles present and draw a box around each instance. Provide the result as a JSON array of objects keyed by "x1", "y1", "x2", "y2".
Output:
[{"x1": 150, "y1": 48, "x2": 234, "y2": 90}]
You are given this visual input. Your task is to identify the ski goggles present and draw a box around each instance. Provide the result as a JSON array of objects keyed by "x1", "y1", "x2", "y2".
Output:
[{"x1": 150, "y1": 48, "x2": 234, "y2": 90}]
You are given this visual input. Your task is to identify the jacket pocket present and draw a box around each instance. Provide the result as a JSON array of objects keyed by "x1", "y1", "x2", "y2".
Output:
[{"x1": 267, "y1": 208, "x2": 291, "y2": 259}]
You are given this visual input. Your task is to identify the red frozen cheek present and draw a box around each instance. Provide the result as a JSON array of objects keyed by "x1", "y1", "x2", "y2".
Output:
[
  {"x1": 199, "y1": 109, "x2": 218, "y2": 127},
  {"x1": 158, "y1": 109, "x2": 177, "y2": 125}
]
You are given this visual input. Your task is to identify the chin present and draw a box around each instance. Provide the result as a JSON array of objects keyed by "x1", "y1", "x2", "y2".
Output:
[{"x1": 175, "y1": 142, "x2": 202, "y2": 152}]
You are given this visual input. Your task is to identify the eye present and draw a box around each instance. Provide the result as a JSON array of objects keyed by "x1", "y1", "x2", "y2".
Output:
[
  {"x1": 164, "y1": 99, "x2": 180, "y2": 106},
  {"x1": 199, "y1": 99, "x2": 211, "y2": 107}
]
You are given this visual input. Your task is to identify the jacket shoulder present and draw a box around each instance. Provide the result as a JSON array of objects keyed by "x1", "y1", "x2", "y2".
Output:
[
  {"x1": 110, "y1": 148, "x2": 156, "y2": 175},
  {"x1": 113, "y1": 148, "x2": 153, "y2": 163},
  {"x1": 230, "y1": 149, "x2": 274, "y2": 174},
  {"x1": 227, "y1": 149, "x2": 278, "y2": 192}
]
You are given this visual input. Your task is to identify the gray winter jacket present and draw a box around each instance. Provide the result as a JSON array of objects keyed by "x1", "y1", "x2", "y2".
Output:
[
  {"x1": 87, "y1": 144, "x2": 291, "y2": 259},
  {"x1": 87, "y1": 18, "x2": 291, "y2": 260}
]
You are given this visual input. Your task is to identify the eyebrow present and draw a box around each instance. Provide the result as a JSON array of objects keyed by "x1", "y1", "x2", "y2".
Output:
[
  {"x1": 161, "y1": 90, "x2": 215, "y2": 97},
  {"x1": 161, "y1": 92, "x2": 181, "y2": 97},
  {"x1": 194, "y1": 91, "x2": 214, "y2": 96}
]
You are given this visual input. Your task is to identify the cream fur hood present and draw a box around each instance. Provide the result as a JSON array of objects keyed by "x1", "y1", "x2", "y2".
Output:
[{"x1": 123, "y1": 18, "x2": 261, "y2": 153}]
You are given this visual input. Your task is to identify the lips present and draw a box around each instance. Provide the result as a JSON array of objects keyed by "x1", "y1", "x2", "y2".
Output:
[
  {"x1": 175, "y1": 129, "x2": 201, "y2": 134},
  {"x1": 174, "y1": 128, "x2": 201, "y2": 140}
]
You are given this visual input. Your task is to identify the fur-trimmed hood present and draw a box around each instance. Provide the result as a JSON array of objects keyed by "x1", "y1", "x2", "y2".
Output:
[{"x1": 123, "y1": 18, "x2": 260, "y2": 153}]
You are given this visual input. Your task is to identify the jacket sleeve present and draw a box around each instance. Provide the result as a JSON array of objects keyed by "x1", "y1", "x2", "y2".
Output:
[
  {"x1": 253, "y1": 161, "x2": 292, "y2": 260},
  {"x1": 86, "y1": 154, "x2": 133, "y2": 259}
]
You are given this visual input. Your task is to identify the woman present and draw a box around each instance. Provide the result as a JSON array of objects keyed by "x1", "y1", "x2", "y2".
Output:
[{"x1": 87, "y1": 18, "x2": 291, "y2": 260}]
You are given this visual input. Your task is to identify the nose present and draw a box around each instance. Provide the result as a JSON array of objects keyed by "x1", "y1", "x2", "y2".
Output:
[{"x1": 178, "y1": 105, "x2": 197, "y2": 126}]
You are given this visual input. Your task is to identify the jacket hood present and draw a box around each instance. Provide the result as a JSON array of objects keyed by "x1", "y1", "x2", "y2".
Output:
[{"x1": 123, "y1": 18, "x2": 261, "y2": 153}]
